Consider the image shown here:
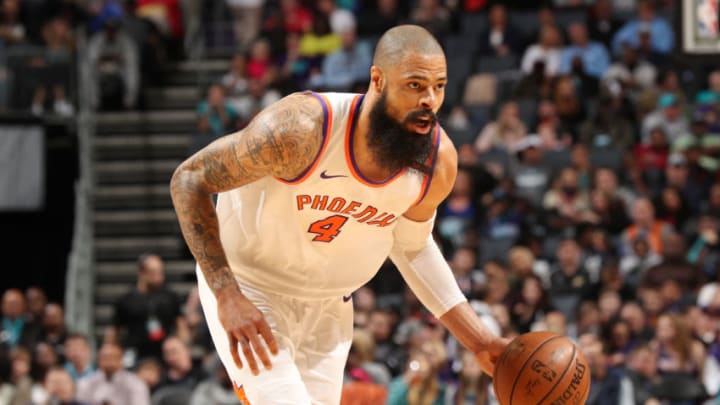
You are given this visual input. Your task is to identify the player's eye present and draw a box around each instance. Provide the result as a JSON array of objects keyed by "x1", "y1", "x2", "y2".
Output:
[
  {"x1": 435, "y1": 83, "x2": 446, "y2": 91},
  {"x1": 408, "y1": 82, "x2": 420, "y2": 89}
]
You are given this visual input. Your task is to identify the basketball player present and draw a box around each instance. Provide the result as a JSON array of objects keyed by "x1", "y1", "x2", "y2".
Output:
[{"x1": 170, "y1": 25, "x2": 508, "y2": 404}]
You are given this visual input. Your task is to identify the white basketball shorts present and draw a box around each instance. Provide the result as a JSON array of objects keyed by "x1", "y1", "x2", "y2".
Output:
[{"x1": 196, "y1": 266, "x2": 354, "y2": 405}]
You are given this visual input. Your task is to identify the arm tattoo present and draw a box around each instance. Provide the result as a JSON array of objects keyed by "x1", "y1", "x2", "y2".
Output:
[{"x1": 170, "y1": 93, "x2": 323, "y2": 296}]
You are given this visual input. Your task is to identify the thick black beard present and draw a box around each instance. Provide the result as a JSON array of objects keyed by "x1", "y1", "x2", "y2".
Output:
[{"x1": 366, "y1": 91, "x2": 435, "y2": 175}]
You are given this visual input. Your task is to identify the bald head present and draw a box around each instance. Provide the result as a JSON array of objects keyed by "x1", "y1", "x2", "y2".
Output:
[{"x1": 373, "y1": 25, "x2": 444, "y2": 70}]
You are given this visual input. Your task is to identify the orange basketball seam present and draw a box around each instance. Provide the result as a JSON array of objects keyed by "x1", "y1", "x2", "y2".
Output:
[
  {"x1": 534, "y1": 342, "x2": 576, "y2": 405},
  {"x1": 508, "y1": 335, "x2": 563, "y2": 405}
]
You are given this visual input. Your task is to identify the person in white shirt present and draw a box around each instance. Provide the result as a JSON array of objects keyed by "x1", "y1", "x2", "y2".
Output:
[{"x1": 521, "y1": 25, "x2": 563, "y2": 77}]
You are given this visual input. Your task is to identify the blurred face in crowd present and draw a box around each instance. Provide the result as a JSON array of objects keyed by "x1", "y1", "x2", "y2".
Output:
[
  {"x1": 538, "y1": 6, "x2": 556, "y2": 27},
  {"x1": 378, "y1": 0, "x2": 398, "y2": 15},
  {"x1": 35, "y1": 342, "x2": 59, "y2": 369},
  {"x1": 599, "y1": 290, "x2": 622, "y2": 324},
  {"x1": 64, "y1": 336, "x2": 91, "y2": 368},
  {"x1": 2, "y1": 0, "x2": 19, "y2": 19},
  {"x1": 489, "y1": 4, "x2": 507, "y2": 28},
  {"x1": 250, "y1": 39, "x2": 271, "y2": 61},
  {"x1": 656, "y1": 315, "x2": 676, "y2": 343},
  {"x1": 231, "y1": 53, "x2": 246, "y2": 75},
  {"x1": 340, "y1": 29, "x2": 357, "y2": 51},
  {"x1": 162, "y1": 337, "x2": 191, "y2": 371},
  {"x1": 540, "y1": 26, "x2": 561, "y2": 48},
  {"x1": 11, "y1": 349, "x2": 31, "y2": 380},
  {"x1": 577, "y1": 302, "x2": 600, "y2": 334},
  {"x1": 484, "y1": 262, "x2": 509, "y2": 304},
  {"x1": 451, "y1": 247, "x2": 476, "y2": 277},
  {"x1": 508, "y1": 247, "x2": 534, "y2": 278},
  {"x1": 557, "y1": 240, "x2": 581, "y2": 272},
  {"x1": 207, "y1": 84, "x2": 225, "y2": 108},
  {"x1": 490, "y1": 303, "x2": 511, "y2": 334},
  {"x1": 665, "y1": 162, "x2": 688, "y2": 187},
  {"x1": 521, "y1": 277, "x2": 543, "y2": 307},
  {"x1": 628, "y1": 346, "x2": 657, "y2": 377},
  {"x1": 460, "y1": 349, "x2": 483, "y2": 379},
  {"x1": 593, "y1": 0, "x2": 612, "y2": 19},
  {"x1": 139, "y1": 255, "x2": 165, "y2": 292},
  {"x1": 45, "y1": 368, "x2": 75, "y2": 401},
  {"x1": 649, "y1": 127, "x2": 667, "y2": 148},
  {"x1": 709, "y1": 70, "x2": 720, "y2": 92},
  {"x1": 632, "y1": 237, "x2": 650, "y2": 257},
  {"x1": 594, "y1": 168, "x2": 618, "y2": 194},
  {"x1": 661, "y1": 187, "x2": 682, "y2": 211},
  {"x1": 367, "y1": 310, "x2": 393, "y2": 342},
  {"x1": 663, "y1": 103, "x2": 682, "y2": 121},
  {"x1": 662, "y1": 232, "x2": 685, "y2": 259},
  {"x1": 26, "y1": 287, "x2": 47, "y2": 319},
  {"x1": 353, "y1": 286, "x2": 376, "y2": 314},
  {"x1": 578, "y1": 334, "x2": 606, "y2": 377},
  {"x1": 610, "y1": 320, "x2": 631, "y2": 350},
  {"x1": 136, "y1": 359, "x2": 162, "y2": 389},
  {"x1": 2, "y1": 289, "x2": 25, "y2": 319},
  {"x1": 43, "y1": 303, "x2": 65, "y2": 332},
  {"x1": 451, "y1": 169, "x2": 472, "y2": 197},
  {"x1": 499, "y1": 101, "x2": 519, "y2": 123},
  {"x1": 620, "y1": 302, "x2": 645, "y2": 335},
  {"x1": 639, "y1": 288, "x2": 664, "y2": 315},
  {"x1": 98, "y1": 344, "x2": 124, "y2": 377},
  {"x1": 638, "y1": 1, "x2": 656, "y2": 22},
  {"x1": 711, "y1": 184, "x2": 720, "y2": 208},
  {"x1": 631, "y1": 198, "x2": 655, "y2": 227},
  {"x1": 568, "y1": 23, "x2": 588, "y2": 47},
  {"x1": 545, "y1": 311, "x2": 567, "y2": 336}
]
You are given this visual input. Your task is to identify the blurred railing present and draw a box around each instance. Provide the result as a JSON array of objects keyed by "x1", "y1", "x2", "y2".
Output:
[{"x1": 64, "y1": 29, "x2": 96, "y2": 340}]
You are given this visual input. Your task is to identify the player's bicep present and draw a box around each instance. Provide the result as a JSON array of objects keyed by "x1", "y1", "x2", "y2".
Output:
[{"x1": 175, "y1": 93, "x2": 324, "y2": 194}]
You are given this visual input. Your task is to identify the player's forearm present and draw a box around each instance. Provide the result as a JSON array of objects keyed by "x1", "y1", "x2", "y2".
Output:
[
  {"x1": 440, "y1": 302, "x2": 495, "y2": 354},
  {"x1": 170, "y1": 169, "x2": 237, "y2": 297}
]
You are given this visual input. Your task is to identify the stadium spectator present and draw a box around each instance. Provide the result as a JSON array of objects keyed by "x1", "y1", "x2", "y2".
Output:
[
  {"x1": 1, "y1": 289, "x2": 40, "y2": 351},
  {"x1": 345, "y1": 328, "x2": 391, "y2": 386},
  {"x1": 603, "y1": 42, "x2": 657, "y2": 97},
  {"x1": 188, "y1": 355, "x2": 241, "y2": 405},
  {"x1": 38, "y1": 303, "x2": 67, "y2": 358},
  {"x1": 33, "y1": 366, "x2": 90, "y2": 405},
  {"x1": 76, "y1": 343, "x2": 150, "y2": 405},
  {"x1": 0, "y1": 0, "x2": 25, "y2": 46},
  {"x1": 298, "y1": 5, "x2": 341, "y2": 60},
  {"x1": 477, "y1": 4, "x2": 524, "y2": 57},
  {"x1": 642, "y1": 93, "x2": 690, "y2": 145},
  {"x1": 621, "y1": 197, "x2": 673, "y2": 256},
  {"x1": 549, "y1": 238, "x2": 595, "y2": 321},
  {"x1": 233, "y1": 77, "x2": 281, "y2": 125},
  {"x1": 224, "y1": 0, "x2": 265, "y2": 50},
  {"x1": 197, "y1": 83, "x2": 239, "y2": 137},
  {"x1": 510, "y1": 134, "x2": 551, "y2": 206},
  {"x1": 106, "y1": 254, "x2": 186, "y2": 363},
  {"x1": 611, "y1": 0, "x2": 674, "y2": 56},
  {"x1": 134, "y1": 357, "x2": 162, "y2": 393},
  {"x1": 63, "y1": 334, "x2": 94, "y2": 382},
  {"x1": 24, "y1": 288, "x2": 47, "y2": 325},
  {"x1": 386, "y1": 339, "x2": 449, "y2": 405},
  {"x1": 559, "y1": 22, "x2": 610, "y2": 79},
  {"x1": 474, "y1": 101, "x2": 527, "y2": 154},
  {"x1": 312, "y1": 23, "x2": 371, "y2": 92},
  {"x1": 156, "y1": 335, "x2": 205, "y2": 391},
  {"x1": 220, "y1": 53, "x2": 248, "y2": 102},
  {"x1": 521, "y1": 25, "x2": 563, "y2": 78},
  {"x1": 586, "y1": 0, "x2": 622, "y2": 47},
  {"x1": 578, "y1": 94, "x2": 635, "y2": 150},
  {"x1": 447, "y1": 349, "x2": 495, "y2": 404},
  {"x1": 409, "y1": 0, "x2": 450, "y2": 41},
  {"x1": 87, "y1": 18, "x2": 140, "y2": 111},
  {"x1": 357, "y1": 0, "x2": 404, "y2": 39}
]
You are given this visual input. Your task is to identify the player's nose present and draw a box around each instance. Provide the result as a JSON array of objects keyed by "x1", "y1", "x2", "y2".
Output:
[{"x1": 419, "y1": 88, "x2": 437, "y2": 110}]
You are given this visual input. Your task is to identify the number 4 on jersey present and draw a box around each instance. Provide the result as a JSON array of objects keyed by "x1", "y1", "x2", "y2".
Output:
[{"x1": 308, "y1": 215, "x2": 348, "y2": 242}]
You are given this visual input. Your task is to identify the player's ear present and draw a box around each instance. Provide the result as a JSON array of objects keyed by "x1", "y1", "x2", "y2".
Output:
[{"x1": 370, "y1": 66, "x2": 384, "y2": 92}]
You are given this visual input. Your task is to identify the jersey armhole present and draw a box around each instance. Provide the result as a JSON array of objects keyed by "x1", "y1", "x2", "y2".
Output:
[
  {"x1": 412, "y1": 124, "x2": 442, "y2": 206},
  {"x1": 275, "y1": 92, "x2": 333, "y2": 185}
]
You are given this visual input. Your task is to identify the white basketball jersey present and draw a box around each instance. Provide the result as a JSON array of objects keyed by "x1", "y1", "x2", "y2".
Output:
[{"x1": 216, "y1": 92, "x2": 441, "y2": 299}]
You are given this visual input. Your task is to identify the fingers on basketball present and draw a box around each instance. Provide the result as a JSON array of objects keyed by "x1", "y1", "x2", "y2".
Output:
[{"x1": 493, "y1": 331, "x2": 591, "y2": 405}]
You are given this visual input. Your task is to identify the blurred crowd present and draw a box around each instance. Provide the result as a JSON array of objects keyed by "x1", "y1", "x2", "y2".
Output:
[{"x1": 3, "y1": 0, "x2": 720, "y2": 404}]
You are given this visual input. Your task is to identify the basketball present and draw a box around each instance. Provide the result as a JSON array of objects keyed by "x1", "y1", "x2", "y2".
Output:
[{"x1": 493, "y1": 331, "x2": 591, "y2": 405}]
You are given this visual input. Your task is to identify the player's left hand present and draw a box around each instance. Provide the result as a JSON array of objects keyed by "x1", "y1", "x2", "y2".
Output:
[{"x1": 475, "y1": 336, "x2": 510, "y2": 376}]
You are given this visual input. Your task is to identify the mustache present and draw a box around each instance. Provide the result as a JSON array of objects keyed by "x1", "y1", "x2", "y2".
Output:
[{"x1": 405, "y1": 110, "x2": 438, "y2": 124}]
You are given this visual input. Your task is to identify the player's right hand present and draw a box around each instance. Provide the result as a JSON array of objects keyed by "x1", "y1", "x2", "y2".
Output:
[{"x1": 216, "y1": 286, "x2": 279, "y2": 375}]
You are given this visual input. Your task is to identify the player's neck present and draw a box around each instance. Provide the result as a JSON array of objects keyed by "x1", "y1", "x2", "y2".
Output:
[{"x1": 353, "y1": 102, "x2": 400, "y2": 182}]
